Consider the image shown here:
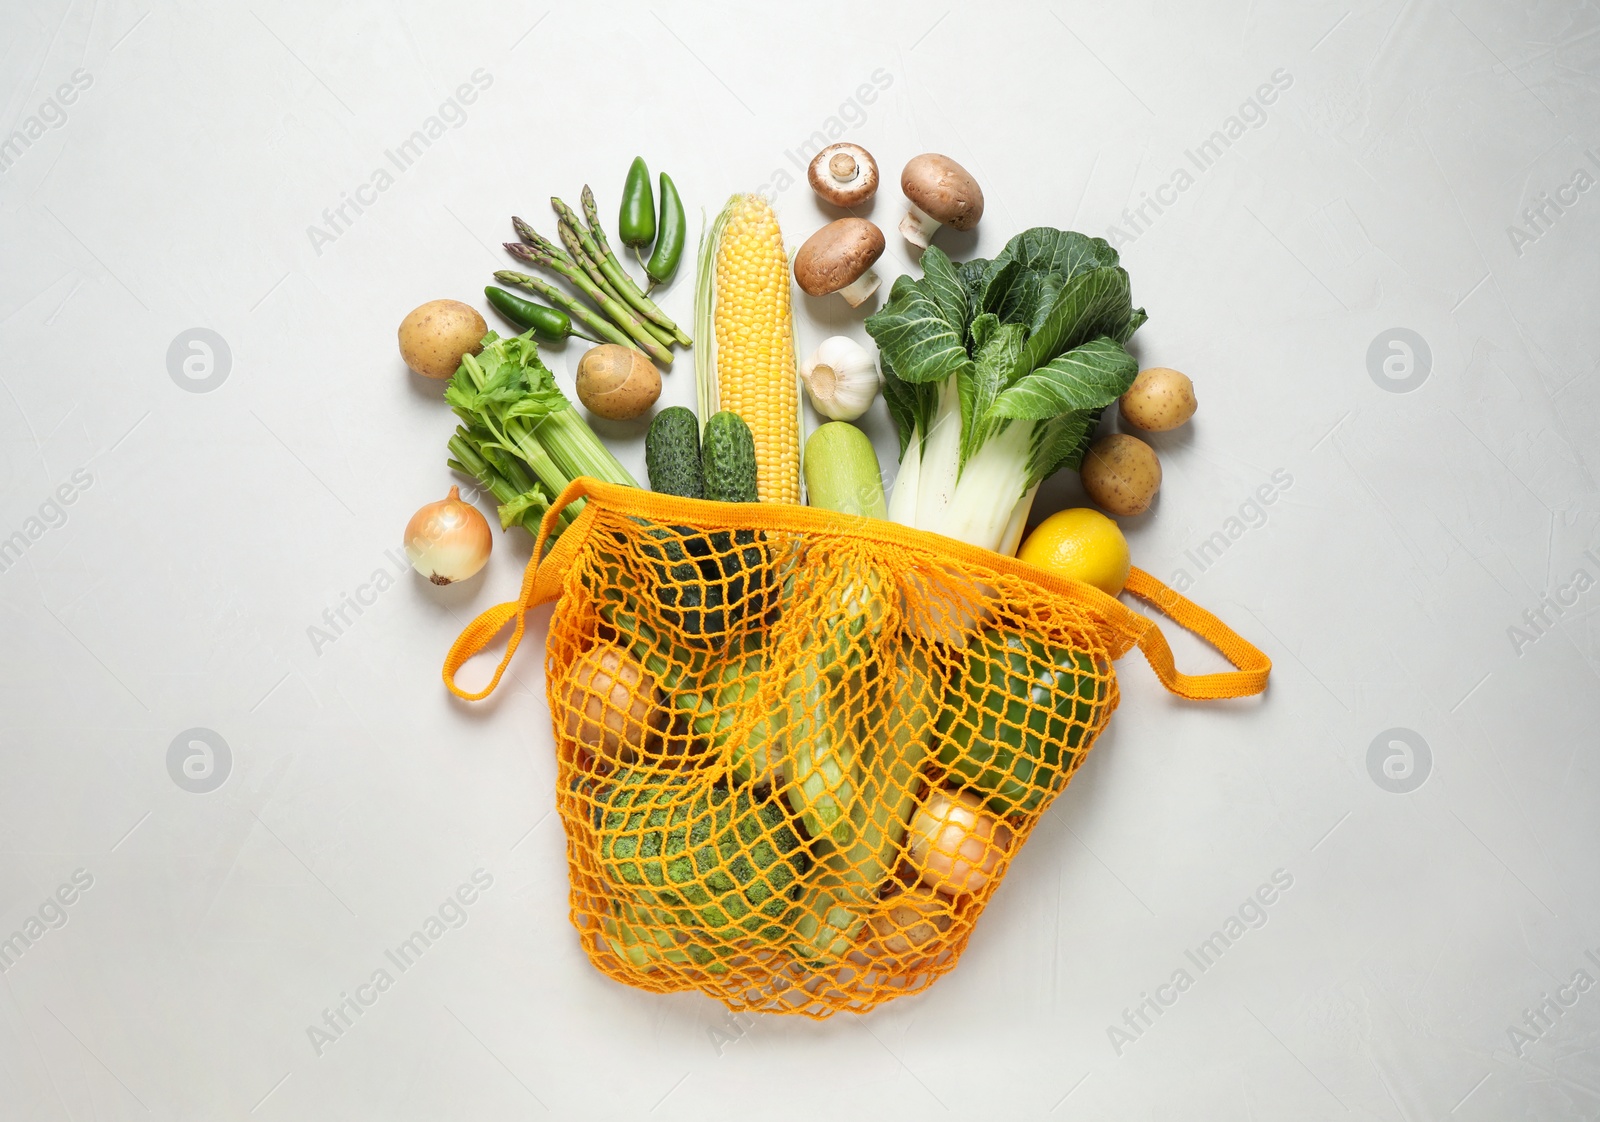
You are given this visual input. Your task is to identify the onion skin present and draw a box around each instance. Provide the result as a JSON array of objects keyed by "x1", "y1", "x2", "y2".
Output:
[
  {"x1": 906, "y1": 788, "x2": 1013, "y2": 897},
  {"x1": 404, "y1": 486, "x2": 492, "y2": 584}
]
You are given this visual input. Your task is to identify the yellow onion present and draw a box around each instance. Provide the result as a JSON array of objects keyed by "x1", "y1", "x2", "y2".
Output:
[
  {"x1": 906, "y1": 788, "x2": 1012, "y2": 897},
  {"x1": 404, "y1": 486, "x2": 491, "y2": 584}
]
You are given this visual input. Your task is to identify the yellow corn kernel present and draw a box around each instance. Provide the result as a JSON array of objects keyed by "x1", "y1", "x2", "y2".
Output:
[{"x1": 713, "y1": 195, "x2": 800, "y2": 504}]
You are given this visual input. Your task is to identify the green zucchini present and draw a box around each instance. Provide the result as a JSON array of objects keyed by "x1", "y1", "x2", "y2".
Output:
[
  {"x1": 803, "y1": 422, "x2": 885, "y2": 518},
  {"x1": 783, "y1": 654, "x2": 860, "y2": 851},
  {"x1": 824, "y1": 647, "x2": 936, "y2": 901},
  {"x1": 789, "y1": 880, "x2": 866, "y2": 967}
]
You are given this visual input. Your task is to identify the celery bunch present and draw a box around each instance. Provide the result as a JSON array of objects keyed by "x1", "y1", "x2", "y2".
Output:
[{"x1": 444, "y1": 330, "x2": 636, "y2": 540}]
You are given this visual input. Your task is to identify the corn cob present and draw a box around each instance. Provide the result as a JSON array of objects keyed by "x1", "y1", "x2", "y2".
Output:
[{"x1": 702, "y1": 194, "x2": 801, "y2": 504}]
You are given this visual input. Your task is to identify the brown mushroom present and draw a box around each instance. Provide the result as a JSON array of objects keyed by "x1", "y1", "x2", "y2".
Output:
[
  {"x1": 807, "y1": 143, "x2": 880, "y2": 208},
  {"x1": 899, "y1": 153, "x2": 984, "y2": 248},
  {"x1": 793, "y1": 218, "x2": 886, "y2": 307}
]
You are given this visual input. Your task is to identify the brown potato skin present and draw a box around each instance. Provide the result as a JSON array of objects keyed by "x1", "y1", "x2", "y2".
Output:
[
  {"x1": 399, "y1": 300, "x2": 487, "y2": 380},
  {"x1": 559, "y1": 645, "x2": 664, "y2": 764},
  {"x1": 1081, "y1": 433, "x2": 1162, "y2": 516},
  {"x1": 575, "y1": 344, "x2": 661, "y2": 421},
  {"x1": 867, "y1": 888, "x2": 953, "y2": 955},
  {"x1": 1120, "y1": 367, "x2": 1196, "y2": 432}
]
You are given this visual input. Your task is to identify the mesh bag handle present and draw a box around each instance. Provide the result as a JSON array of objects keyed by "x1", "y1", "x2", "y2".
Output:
[
  {"x1": 443, "y1": 477, "x2": 1271, "y2": 703},
  {"x1": 442, "y1": 477, "x2": 600, "y2": 701},
  {"x1": 1121, "y1": 568, "x2": 1271, "y2": 700}
]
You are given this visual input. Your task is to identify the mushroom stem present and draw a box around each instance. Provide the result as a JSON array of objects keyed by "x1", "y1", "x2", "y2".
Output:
[
  {"x1": 837, "y1": 270, "x2": 882, "y2": 307},
  {"x1": 808, "y1": 143, "x2": 881, "y2": 208},
  {"x1": 899, "y1": 202, "x2": 941, "y2": 249}
]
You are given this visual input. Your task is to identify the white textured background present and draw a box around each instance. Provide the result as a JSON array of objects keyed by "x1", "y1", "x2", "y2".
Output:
[{"x1": 2, "y1": 2, "x2": 1598, "y2": 1118}]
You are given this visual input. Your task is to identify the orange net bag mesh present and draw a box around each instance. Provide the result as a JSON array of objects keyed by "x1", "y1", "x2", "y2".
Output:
[{"x1": 446, "y1": 478, "x2": 1270, "y2": 1018}]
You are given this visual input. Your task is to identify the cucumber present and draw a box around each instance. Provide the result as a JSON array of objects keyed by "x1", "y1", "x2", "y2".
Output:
[
  {"x1": 639, "y1": 410, "x2": 770, "y2": 647},
  {"x1": 637, "y1": 412, "x2": 770, "y2": 649},
  {"x1": 701, "y1": 411, "x2": 758, "y2": 503},
  {"x1": 645, "y1": 407, "x2": 703, "y2": 499},
  {"x1": 803, "y1": 422, "x2": 885, "y2": 518}
]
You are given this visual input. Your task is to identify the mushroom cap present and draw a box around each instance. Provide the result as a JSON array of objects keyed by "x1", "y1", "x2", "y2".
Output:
[
  {"x1": 793, "y1": 218, "x2": 886, "y2": 296},
  {"x1": 807, "y1": 143, "x2": 880, "y2": 208},
  {"x1": 901, "y1": 153, "x2": 985, "y2": 230}
]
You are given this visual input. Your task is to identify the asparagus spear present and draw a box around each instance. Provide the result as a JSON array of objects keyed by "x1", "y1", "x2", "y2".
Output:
[
  {"x1": 575, "y1": 189, "x2": 693, "y2": 347},
  {"x1": 565, "y1": 192, "x2": 693, "y2": 348},
  {"x1": 504, "y1": 232, "x2": 673, "y2": 365},
  {"x1": 554, "y1": 219, "x2": 676, "y2": 352},
  {"x1": 544, "y1": 219, "x2": 624, "y2": 304},
  {"x1": 492, "y1": 269, "x2": 637, "y2": 356}
]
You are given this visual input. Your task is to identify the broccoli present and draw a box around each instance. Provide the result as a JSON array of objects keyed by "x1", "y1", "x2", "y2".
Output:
[{"x1": 593, "y1": 769, "x2": 810, "y2": 942}]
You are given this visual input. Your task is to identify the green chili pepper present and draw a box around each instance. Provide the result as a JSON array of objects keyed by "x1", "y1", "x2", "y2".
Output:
[
  {"x1": 934, "y1": 630, "x2": 1106, "y2": 817},
  {"x1": 645, "y1": 172, "x2": 686, "y2": 288},
  {"x1": 618, "y1": 157, "x2": 656, "y2": 251},
  {"x1": 483, "y1": 286, "x2": 596, "y2": 344}
]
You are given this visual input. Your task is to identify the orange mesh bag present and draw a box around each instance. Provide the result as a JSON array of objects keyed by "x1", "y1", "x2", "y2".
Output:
[{"x1": 445, "y1": 477, "x2": 1269, "y2": 1017}]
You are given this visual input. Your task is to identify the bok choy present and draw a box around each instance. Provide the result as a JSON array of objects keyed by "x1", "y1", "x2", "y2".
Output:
[{"x1": 864, "y1": 229, "x2": 1146, "y2": 554}]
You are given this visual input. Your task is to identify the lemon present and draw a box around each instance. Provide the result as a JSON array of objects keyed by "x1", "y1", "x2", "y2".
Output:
[{"x1": 1018, "y1": 508, "x2": 1131, "y2": 595}]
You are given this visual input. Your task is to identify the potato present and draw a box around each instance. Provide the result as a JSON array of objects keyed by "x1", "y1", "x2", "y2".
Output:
[
  {"x1": 1120, "y1": 366, "x2": 1196, "y2": 432},
  {"x1": 399, "y1": 299, "x2": 487, "y2": 380},
  {"x1": 867, "y1": 888, "x2": 954, "y2": 955},
  {"x1": 559, "y1": 644, "x2": 664, "y2": 764},
  {"x1": 1081, "y1": 433, "x2": 1161, "y2": 516},
  {"x1": 575, "y1": 344, "x2": 660, "y2": 421}
]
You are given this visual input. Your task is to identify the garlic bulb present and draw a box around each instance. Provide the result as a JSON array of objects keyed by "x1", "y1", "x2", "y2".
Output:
[{"x1": 799, "y1": 336, "x2": 879, "y2": 421}]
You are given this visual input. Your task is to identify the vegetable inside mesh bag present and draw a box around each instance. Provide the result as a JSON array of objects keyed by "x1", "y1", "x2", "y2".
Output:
[{"x1": 445, "y1": 478, "x2": 1269, "y2": 1017}]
